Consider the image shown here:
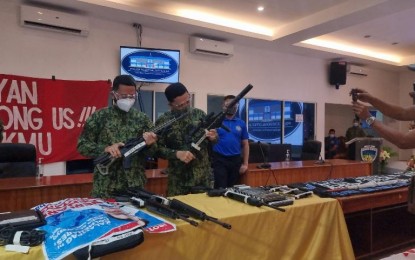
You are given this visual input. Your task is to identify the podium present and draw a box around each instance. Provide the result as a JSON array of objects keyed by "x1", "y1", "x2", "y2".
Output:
[{"x1": 345, "y1": 137, "x2": 383, "y2": 174}]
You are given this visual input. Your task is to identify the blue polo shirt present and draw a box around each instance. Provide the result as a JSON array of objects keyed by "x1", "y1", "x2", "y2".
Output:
[{"x1": 213, "y1": 117, "x2": 248, "y2": 156}]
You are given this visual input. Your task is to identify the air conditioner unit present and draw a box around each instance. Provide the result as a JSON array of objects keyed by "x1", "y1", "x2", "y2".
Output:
[
  {"x1": 20, "y1": 5, "x2": 89, "y2": 37},
  {"x1": 189, "y1": 37, "x2": 234, "y2": 57},
  {"x1": 348, "y1": 65, "x2": 368, "y2": 76}
]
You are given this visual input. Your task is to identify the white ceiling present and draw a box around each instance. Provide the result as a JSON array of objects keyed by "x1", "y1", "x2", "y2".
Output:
[{"x1": 25, "y1": 0, "x2": 415, "y2": 70}]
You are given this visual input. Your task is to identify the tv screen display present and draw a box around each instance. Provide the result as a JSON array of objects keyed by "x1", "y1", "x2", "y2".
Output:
[{"x1": 120, "y1": 46, "x2": 180, "y2": 84}]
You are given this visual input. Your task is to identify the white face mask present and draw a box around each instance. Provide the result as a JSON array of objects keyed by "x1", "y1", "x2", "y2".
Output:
[
  {"x1": 353, "y1": 123, "x2": 359, "y2": 127},
  {"x1": 329, "y1": 134, "x2": 335, "y2": 138},
  {"x1": 116, "y1": 98, "x2": 135, "y2": 112}
]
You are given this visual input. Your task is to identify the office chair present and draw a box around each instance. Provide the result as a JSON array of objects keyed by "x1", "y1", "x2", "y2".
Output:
[
  {"x1": 268, "y1": 144, "x2": 292, "y2": 162},
  {"x1": 66, "y1": 159, "x2": 95, "y2": 174},
  {"x1": 301, "y1": 140, "x2": 322, "y2": 161},
  {"x1": 0, "y1": 143, "x2": 37, "y2": 178},
  {"x1": 248, "y1": 142, "x2": 270, "y2": 164}
]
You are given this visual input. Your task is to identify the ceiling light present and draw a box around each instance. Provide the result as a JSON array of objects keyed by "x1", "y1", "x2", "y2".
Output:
[
  {"x1": 177, "y1": 9, "x2": 273, "y2": 36},
  {"x1": 257, "y1": 6, "x2": 264, "y2": 12},
  {"x1": 301, "y1": 38, "x2": 402, "y2": 64}
]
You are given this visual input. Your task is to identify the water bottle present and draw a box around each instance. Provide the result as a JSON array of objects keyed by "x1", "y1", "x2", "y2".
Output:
[
  {"x1": 285, "y1": 149, "x2": 291, "y2": 162},
  {"x1": 37, "y1": 158, "x2": 44, "y2": 178}
]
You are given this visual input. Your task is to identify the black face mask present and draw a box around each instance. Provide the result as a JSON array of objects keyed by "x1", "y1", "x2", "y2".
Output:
[{"x1": 224, "y1": 99, "x2": 238, "y2": 116}]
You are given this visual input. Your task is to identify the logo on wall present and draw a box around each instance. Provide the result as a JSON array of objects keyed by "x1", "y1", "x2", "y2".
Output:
[{"x1": 360, "y1": 145, "x2": 378, "y2": 162}]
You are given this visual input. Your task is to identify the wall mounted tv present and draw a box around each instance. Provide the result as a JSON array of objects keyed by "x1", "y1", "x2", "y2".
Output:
[{"x1": 120, "y1": 46, "x2": 180, "y2": 84}]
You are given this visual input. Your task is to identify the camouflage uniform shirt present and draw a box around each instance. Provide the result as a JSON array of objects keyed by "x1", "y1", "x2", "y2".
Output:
[
  {"x1": 156, "y1": 108, "x2": 213, "y2": 196},
  {"x1": 345, "y1": 126, "x2": 366, "y2": 142},
  {"x1": 77, "y1": 106, "x2": 155, "y2": 198}
]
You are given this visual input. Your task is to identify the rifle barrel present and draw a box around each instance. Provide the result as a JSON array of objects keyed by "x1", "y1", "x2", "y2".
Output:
[{"x1": 205, "y1": 216, "x2": 232, "y2": 229}]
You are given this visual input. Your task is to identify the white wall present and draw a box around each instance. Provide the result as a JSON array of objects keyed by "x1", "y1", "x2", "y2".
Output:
[{"x1": 2, "y1": 0, "x2": 414, "y2": 173}]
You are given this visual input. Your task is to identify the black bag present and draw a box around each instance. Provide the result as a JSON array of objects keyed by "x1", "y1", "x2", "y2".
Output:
[
  {"x1": 0, "y1": 210, "x2": 46, "y2": 246},
  {"x1": 72, "y1": 227, "x2": 144, "y2": 259},
  {"x1": 0, "y1": 209, "x2": 45, "y2": 230}
]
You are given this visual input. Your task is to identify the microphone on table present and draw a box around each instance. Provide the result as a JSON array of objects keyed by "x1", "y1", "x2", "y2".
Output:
[
  {"x1": 314, "y1": 154, "x2": 325, "y2": 164},
  {"x1": 257, "y1": 141, "x2": 271, "y2": 169}
]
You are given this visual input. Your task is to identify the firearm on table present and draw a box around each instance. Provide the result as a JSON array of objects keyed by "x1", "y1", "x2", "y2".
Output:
[
  {"x1": 94, "y1": 111, "x2": 189, "y2": 175},
  {"x1": 125, "y1": 188, "x2": 231, "y2": 229},
  {"x1": 207, "y1": 188, "x2": 290, "y2": 212},
  {"x1": 189, "y1": 84, "x2": 253, "y2": 153}
]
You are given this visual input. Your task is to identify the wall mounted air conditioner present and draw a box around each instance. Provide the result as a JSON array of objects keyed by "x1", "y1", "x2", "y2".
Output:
[
  {"x1": 20, "y1": 5, "x2": 89, "y2": 37},
  {"x1": 189, "y1": 36, "x2": 234, "y2": 57},
  {"x1": 348, "y1": 65, "x2": 368, "y2": 76}
]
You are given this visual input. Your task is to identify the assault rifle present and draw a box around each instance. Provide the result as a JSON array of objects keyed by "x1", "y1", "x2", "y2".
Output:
[
  {"x1": 189, "y1": 84, "x2": 253, "y2": 153},
  {"x1": 207, "y1": 188, "x2": 290, "y2": 212},
  {"x1": 94, "y1": 111, "x2": 189, "y2": 175},
  {"x1": 124, "y1": 188, "x2": 232, "y2": 229}
]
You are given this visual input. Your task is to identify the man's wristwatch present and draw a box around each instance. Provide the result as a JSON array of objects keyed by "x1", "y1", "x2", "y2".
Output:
[{"x1": 366, "y1": 116, "x2": 376, "y2": 126}]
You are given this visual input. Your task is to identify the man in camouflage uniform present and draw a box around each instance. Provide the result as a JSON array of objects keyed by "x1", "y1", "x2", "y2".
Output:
[
  {"x1": 156, "y1": 83, "x2": 218, "y2": 196},
  {"x1": 77, "y1": 75, "x2": 157, "y2": 198},
  {"x1": 345, "y1": 118, "x2": 367, "y2": 142}
]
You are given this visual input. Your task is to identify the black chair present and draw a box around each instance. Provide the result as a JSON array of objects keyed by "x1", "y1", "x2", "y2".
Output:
[
  {"x1": 248, "y1": 142, "x2": 270, "y2": 164},
  {"x1": 0, "y1": 143, "x2": 37, "y2": 178},
  {"x1": 66, "y1": 159, "x2": 95, "y2": 174},
  {"x1": 301, "y1": 140, "x2": 322, "y2": 161},
  {"x1": 268, "y1": 144, "x2": 292, "y2": 162}
]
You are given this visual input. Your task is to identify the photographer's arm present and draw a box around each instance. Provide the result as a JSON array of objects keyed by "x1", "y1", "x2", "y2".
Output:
[
  {"x1": 355, "y1": 89, "x2": 415, "y2": 120},
  {"x1": 368, "y1": 119, "x2": 415, "y2": 149},
  {"x1": 353, "y1": 100, "x2": 415, "y2": 149}
]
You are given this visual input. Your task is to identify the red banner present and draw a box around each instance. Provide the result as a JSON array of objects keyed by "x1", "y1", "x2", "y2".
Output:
[{"x1": 0, "y1": 74, "x2": 110, "y2": 163}]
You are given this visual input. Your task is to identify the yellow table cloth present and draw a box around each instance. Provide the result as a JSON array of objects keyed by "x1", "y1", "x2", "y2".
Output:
[{"x1": 0, "y1": 194, "x2": 354, "y2": 260}]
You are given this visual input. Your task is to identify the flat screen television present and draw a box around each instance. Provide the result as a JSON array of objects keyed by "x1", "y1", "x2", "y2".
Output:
[{"x1": 120, "y1": 46, "x2": 180, "y2": 84}]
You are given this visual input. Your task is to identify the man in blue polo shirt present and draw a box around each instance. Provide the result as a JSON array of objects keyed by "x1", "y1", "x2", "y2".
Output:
[{"x1": 212, "y1": 95, "x2": 249, "y2": 188}]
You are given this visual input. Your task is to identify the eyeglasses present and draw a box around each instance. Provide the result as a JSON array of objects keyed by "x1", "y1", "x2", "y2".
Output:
[
  {"x1": 170, "y1": 95, "x2": 192, "y2": 109},
  {"x1": 113, "y1": 91, "x2": 136, "y2": 99}
]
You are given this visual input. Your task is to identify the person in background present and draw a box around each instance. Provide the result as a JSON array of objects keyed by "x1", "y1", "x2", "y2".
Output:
[
  {"x1": 0, "y1": 119, "x2": 3, "y2": 142},
  {"x1": 333, "y1": 136, "x2": 348, "y2": 159},
  {"x1": 77, "y1": 75, "x2": 157, "y2": 198},
  {"x1": 211, "y1": 95, "x2": 249, "y2": 188},
  {"x1": 324, "y1": 128, "x2": 339, "y2": 159},
  {"x1": 345, "y1": 118, "x2": 366, "y2": 142},
  {"x1": 352, "y1": 88, "x2": 415, "y2": 149},
  {"x1": 155, "y1": 82, "x2": 218, "y2": 196}
]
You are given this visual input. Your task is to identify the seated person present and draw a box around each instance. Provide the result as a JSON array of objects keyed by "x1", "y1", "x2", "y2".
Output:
[{"x1": 324, "y1": 129, "x2": 339, "y2": 159}]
